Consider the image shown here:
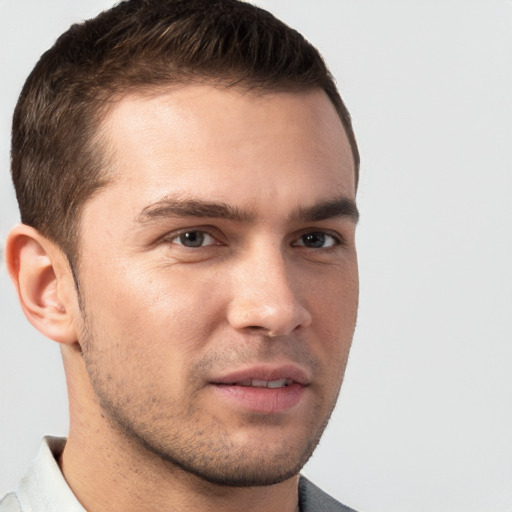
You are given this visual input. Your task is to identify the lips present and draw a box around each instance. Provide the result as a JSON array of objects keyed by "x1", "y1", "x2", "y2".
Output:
[
  {"x1": 232, "y1": 378, "x2": 293, "y2": 389},
  {"x1": 210, "y1": 364, "x2": 310, "y2": 387},
  {"x1": 209, "y1": 365, "x2": 310, "y2": 414}
]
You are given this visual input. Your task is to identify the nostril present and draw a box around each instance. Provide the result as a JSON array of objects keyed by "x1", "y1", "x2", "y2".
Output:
[
  {"x1": 246, "y1": 325, "x2": 271, "y2": 334},
  {"x1": 241, "y1": 325, "x2": 281, "y2": 338}
]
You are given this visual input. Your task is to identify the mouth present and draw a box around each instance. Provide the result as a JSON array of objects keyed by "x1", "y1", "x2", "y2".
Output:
[
  {"x1": 209, "y1": 365, "x2": 309, "y2": 414},
  {"x1": 210, "y1": 364, "x2": 310, "y2": 387},
  {"x1": 222, "y1": 378, "x2": 294, "y2": 389}
]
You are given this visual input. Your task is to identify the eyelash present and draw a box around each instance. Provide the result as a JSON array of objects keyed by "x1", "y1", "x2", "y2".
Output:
[
  {"x1": 164, "y1": 229, "x2": 343, "y2": 250},
  {"x1": 169, "y1": 230, "x2": 220, "y2": 248},
  {"x1": 292, "y1": 231, "x2": 342, "y2": 249}
]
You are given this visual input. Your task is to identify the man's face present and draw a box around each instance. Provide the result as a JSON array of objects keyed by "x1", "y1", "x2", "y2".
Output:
[{"x1": 75, "y1": 85, "x2": 358, "y2": 486}]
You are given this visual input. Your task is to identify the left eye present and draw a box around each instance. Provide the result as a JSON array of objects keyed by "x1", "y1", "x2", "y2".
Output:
[
  {"x1": 171, "y1": 231, "x2": 217, "y2": 248},
  {"x1": 293, "y1": 232, "x2": 338, "y2": 249}
]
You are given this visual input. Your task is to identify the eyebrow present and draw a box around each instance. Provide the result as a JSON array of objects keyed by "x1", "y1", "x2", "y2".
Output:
[
  {"x1": 135, "y1": 195, "x2": 359, "y2": 225},
  {"x1": 291, "y1": 197, "x2": 359, "y2": 224},
  {"x1": 136, "y1": 196, "x2": 253, "y2": 224}
]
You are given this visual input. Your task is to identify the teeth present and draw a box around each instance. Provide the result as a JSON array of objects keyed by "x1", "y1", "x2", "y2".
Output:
[
  {"x1": 266, "y1": 379, "x2": 289, "y2": 389},
  {"x1": 233, "y1": 379, "x2": 291, "y2": 388}
]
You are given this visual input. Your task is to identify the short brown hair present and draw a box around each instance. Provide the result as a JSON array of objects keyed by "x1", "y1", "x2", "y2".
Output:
[{"x1": 11, "y1": 0, "x2": 359, "y2": 263}]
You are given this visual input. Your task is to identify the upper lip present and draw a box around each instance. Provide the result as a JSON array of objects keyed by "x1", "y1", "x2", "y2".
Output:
[{"x1": 210, "y1": 364, "x2": 311, "y2": 386}]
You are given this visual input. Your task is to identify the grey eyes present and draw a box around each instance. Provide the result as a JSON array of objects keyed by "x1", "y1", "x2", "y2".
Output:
[
  {"x1": 171, "y1": 230, "x2": 338, "y2": 249},
  {"x1": 299, "y1": 232, "x2": 328, "y2": 248},
  {"x1": 172, "y1": 231, "x2": 216, "y2": 247},
  {"x1": 294, "y1": 232, "x2": 337, "y2": 249}
]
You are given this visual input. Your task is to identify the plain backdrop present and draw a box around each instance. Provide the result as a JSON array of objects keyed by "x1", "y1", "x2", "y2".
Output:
[{"x1": 1, "y1": 1, "x2": 511, "y2": 511}]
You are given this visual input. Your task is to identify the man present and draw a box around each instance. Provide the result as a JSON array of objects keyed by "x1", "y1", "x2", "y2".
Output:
[{"x1": 1, "y1": 0, "x2": 360, "y2": 510}]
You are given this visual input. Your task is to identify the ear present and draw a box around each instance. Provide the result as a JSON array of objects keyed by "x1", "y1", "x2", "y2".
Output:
[{"x1": 5, "y1": 224, "x2": 79, "y2": 344}]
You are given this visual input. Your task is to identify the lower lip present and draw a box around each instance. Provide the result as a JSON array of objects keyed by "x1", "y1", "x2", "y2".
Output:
[{"x1": 211, "y1": 382, "x2": 306, "y2": 414}]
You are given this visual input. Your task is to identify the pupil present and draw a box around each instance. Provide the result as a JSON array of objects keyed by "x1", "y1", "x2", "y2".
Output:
[
  {"x1": 180, "y1": 231, "x2": 204, "y2": 247},
  {"x1": 303, "y1": 232, "x2": 325, "y2": 248}
]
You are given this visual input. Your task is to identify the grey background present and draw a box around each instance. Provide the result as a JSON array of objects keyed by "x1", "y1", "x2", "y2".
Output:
[{"x1": 1, "y1": 1, "x2": 511, "y2": 511}]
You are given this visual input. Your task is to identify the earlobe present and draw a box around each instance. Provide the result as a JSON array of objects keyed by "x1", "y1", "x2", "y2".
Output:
[{"x1": 5, "y1": 224, "x2": 79, "y2": 344}]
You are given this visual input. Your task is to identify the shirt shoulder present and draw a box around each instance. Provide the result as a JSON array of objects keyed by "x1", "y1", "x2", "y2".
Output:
[
  {"x1": 1, "y1": 437, "x2": 85, "y2": 512},
  {"x1": 0, "y1": 493, "x2": 22, "y2": 512},
  {"x1": 299, "y1": 476, "x2": 359, "y2": 512}
]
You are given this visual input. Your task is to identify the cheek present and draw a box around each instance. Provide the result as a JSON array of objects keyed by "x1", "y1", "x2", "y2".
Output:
[
  {"x1": 306, "y1": 265, "x2": 358, "y2": 364},
  {"x1": 79, "y1": 263, "x2": 227, "y2": 368},
  {"x1": 307, "y1": 261, "x2": 358, "y2": 322}
]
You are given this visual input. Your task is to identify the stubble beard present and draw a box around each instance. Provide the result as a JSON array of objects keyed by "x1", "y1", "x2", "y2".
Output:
[{"x1": 79, "y1": 314, "x2": 344, "y2": 488}]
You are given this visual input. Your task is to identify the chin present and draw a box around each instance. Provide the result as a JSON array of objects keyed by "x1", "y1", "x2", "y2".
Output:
[
  {"x1": 143, "y1": 424, "x2": 324, "y2": 488},
  {"x1": 166, "y1": 449, "x2": 310, "y2": 488}
]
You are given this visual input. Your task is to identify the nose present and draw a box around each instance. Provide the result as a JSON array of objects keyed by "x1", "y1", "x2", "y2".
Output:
[{"x1": 226, "y1": 247, "x2": 312, "y2": 337}]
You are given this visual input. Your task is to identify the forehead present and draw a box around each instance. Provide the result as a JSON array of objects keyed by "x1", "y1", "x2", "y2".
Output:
[{"x1": 92, "y1": 85, "x2": 355, "y2": 215}]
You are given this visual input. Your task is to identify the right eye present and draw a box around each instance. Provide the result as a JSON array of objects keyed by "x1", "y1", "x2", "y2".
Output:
[{"x1": 169, "y1": 231, "x2": 218, "y2": 248}]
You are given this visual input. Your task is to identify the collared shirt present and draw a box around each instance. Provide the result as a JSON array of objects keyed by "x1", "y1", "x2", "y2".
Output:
[
  {"x1": 0, "y1": 437, "x2": 357, "y2": 512},
  {"x1": 0, "y1": 437, "x2": 84, "y2": 512}
]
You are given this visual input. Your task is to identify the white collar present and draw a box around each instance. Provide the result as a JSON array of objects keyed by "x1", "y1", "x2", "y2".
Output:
[{"x1": 16, "y1": 436, "x2": 85, "y2": 512}]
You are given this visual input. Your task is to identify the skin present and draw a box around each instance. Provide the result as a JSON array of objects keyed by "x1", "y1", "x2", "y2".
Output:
[{"x1": 7, "y1": 85, "x2": 358, "y2": 512}]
